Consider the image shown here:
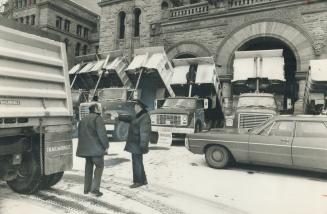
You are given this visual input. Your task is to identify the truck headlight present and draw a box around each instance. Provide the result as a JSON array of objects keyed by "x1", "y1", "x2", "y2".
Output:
[
  {"x1": 225, "y1": 116, "x2": 234, "y2": 127},
  {"x1": 181, "y1": 115, "x2": 188, "y2": 125},
  {"x1": 150, "y1": 115, "x2": 156, "y2": 124}
]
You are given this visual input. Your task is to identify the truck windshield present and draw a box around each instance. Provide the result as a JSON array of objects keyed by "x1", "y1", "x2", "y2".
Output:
[
  {"x1": 98, "y1": 89, "x2": 127, "y2": 101},
  {"x1": 162, "y1": 99, "x2": 196, "y2": 109},
  {"x1": 238, "y1": 96, "x2": 276, "y2": 108}
]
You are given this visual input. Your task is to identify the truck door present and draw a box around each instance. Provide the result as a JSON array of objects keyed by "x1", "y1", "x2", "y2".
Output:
[
  {"x1": 292, "y1": 121, "x2": 327, "y2": 171},
  {"x1": 249, "y1": 120, "x2": 294, "y2": 166}
]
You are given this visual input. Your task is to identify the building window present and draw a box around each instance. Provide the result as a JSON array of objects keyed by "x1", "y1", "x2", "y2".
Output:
[
  {"x1": 161, "y1": 1, "x2": 169, "y2": 10},
  {"x1": 84, "y1": 28, "x2": 89, "y2": 39},
  {"x1": 118, "y1": 11, "x2": 126, "y2": 39},
  {"x1": 76, "y1": 25, "x2": 82, "y2": 36},
  {"x1": 64, "y1": 20, "x2": 70, "y2": 32},
  {"x1": 27, "y1": 0, "x2": 32, "y2": 6},
  {"x1": 133, "y1": 8, "x2": 141, "y2": 37},
  {"x1": 56, "y1": 16, "x2": 62, "y2": 29},
  {"x1": 31, "y1": 15, "x2": 35, "y2": 25},
  {"x1": 25, "y1": 16, "x2": 29, "y2": 25},
  {"x1": 95, "y1": 45, "x2": 99, "y2": 54},
  {"x1": 75, "y1": 43, "x2": 81, "y2": 56},
  {"x1": 64, "y1": 39, "x2": 69, "y2": 52},
  {"x1": 19, "y1": 17, "x2": 24, "y2": 23},
  {"x1": 18, "y1": 0, "x2": 22, "y2": 8},
  {"x1": 82, "y1": 45, "x2": 88, "y2": 55},
  {"x1": 22, "y1": 0, "x2": 26, "y2": 7}
]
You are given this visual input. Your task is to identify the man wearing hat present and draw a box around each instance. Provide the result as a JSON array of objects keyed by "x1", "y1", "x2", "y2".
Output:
[
  {"x1": 118, "y1": 98, "x2": 151, "y2": 188},
  {"x1": 76, "y1": 103, "x2": 109, "y2": 196}
]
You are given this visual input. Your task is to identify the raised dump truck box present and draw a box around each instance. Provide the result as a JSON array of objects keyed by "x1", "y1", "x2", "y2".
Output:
[{"x1": 0, "y1": 19, "x2": 73, "y2": 194}]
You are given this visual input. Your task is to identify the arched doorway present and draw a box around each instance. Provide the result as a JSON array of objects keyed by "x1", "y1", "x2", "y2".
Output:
[{"x1": 237, "y1": 37, "x2": 297, "y2": 111}]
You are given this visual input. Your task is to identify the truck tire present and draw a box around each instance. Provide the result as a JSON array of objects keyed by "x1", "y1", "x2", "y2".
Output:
[
  {"x1": 40, "y1": 172, "x2": 64, "y2": 189},
  {"x1": 113, "y1": 121, "x2": 129, "y2": 141},
  {"x1": 7, "y1": 152, "x2": 42, "y2": 194},
  {"x1": 150, "y1": 132, "x2": 158, "y2": 144},
  {"x1": 205, "y1": 145, "x2": 230, "y2": 169}
]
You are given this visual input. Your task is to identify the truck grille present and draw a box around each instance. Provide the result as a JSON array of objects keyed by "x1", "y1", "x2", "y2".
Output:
[
  {"x1": 239, "y1": 113, "x2": 272, "y2": 129},
  {"x1": 156, "y1": 114, "x2": 182, "y2": 126}
]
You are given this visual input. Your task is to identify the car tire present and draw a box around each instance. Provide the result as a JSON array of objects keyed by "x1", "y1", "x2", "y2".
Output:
[
  {"x1": 7, "y1": 152, "x2": 42, "y2": 194},
  {"x1": 113, "y1": 121, "x2": 129, "y2": 141},
  {"x1": 205, "y1": 145, "x2": 230, "y2": 169}
]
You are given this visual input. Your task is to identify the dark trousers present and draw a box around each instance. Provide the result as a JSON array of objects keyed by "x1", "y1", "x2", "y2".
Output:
[
  {"x1": 132, "y1": 154, "x2": 147, "y2": 184},
  {"x1": 84, "y1": 156, "x2": 104, "y2": 192}
]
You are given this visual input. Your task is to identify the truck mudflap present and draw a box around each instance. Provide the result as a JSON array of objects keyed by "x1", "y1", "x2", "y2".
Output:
[{"x1": 44, "y1": 128, "x2": 73, "y2": 175}]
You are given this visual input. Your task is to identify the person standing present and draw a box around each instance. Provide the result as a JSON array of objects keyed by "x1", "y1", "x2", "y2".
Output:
[
  {"x1": 76, "y1": 103, "x2": 109, "y2": 196},
  {"x1": 118, "y1": 99, "x2": 151, "y2": 188}
]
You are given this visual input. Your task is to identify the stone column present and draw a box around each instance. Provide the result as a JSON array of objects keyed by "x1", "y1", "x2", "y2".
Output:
[{"x1": 293, "y1": 79, "x2": 306, "y2": 115}]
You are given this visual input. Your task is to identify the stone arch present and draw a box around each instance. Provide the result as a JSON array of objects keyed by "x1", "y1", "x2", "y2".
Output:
[
  {"x1": 216, "y1": 20, "x2": 315, "y2": 77},
  {"x1": 167, "y1": 41, "x2": 211, "y2": 59}
]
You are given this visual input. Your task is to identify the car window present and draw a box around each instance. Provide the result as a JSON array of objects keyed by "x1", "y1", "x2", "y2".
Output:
[
  {"x1": 259, "y1": 123, "x2": 274, "y2": 136},
  {"x1": 296, "y1": 122, "x2": 327, "y2": 138},
  {"x1": 268, "y1": 121, "x2": 294, "y2": 137}
]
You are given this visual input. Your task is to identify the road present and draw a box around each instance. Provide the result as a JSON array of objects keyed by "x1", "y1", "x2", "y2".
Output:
[{"x1": 1, "y1": 140, "x2": 327, "y2": 214}]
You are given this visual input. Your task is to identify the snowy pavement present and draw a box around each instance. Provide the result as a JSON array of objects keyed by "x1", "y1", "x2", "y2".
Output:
[{"x1": 1, "y1": 139, "x2": 327, "y2": 214}]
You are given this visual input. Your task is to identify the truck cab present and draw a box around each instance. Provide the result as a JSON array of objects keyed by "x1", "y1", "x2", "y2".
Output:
[
  {"x1": 150, "y1": 97, "x2": 209, "y2": 141},
  {"x1": 225, "y1": 93, "x2": 278, "y2": 129}
]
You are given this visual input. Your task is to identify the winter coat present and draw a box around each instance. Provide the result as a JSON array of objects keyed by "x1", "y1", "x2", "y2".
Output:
[
  {"x1": 119, "y1": 110, "x2": 151, "y2": 155},
  {"x1": 76, "y1": 113, "x2": 109, "y2": 157}
]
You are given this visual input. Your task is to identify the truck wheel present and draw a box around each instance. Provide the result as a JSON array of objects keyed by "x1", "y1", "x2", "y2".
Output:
[
  {"x1": 7, "y1": 152, "x2": 42, "y2": 194},
  {"x1": 195, "y1": 122, "x2": 202, "y2": 133},
  {"x1": 150, "y1": 132, "x2": 158, "y2": 144},
  {"x1": 205, "y1": 145, "x2": 230, "y2": 169},
  {"x1": 113, "y1": 122, "x2": 129, "y2": 141},
  {"x1": 40, "y1": 172, "x2": 64, "y2": 189}
]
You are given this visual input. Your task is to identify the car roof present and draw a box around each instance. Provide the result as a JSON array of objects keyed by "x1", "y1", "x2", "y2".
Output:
[{"x1": 273, "y1": 114, "x2": 327, "y2": 122}]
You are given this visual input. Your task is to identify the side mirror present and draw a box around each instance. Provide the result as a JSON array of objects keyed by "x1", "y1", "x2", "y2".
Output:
[{"x1": 204, "y1": 99, "x2": 209, "y2": 110}]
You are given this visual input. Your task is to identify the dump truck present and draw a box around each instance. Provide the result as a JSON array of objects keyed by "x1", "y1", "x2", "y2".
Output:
[
  {"x1": 69, "y1": 51, "x2": 134, "y2": 141},
  {"x1": 304, "y1": 59, "x2": 327, "y2": 115},
  {"x1": 124, "y1": 46, "x2": 176, "y2": 110},
  {"x1": 0, "y1": 19, "x2": 73, "y2": 194},
  {"x1": 225, "y1": 49, "x2": 288, "y2": 129},
  {"x1": 149, "y1": 57, "x2": 224, "y2": 143}
]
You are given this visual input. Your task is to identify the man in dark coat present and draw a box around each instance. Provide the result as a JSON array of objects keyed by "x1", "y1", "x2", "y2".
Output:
[
  {"x1": 118, "y1": 99, "x2": 151, "y2": 188},
  {"x1": 76, "y1": 103, "x2": 109, "y2": 196}
]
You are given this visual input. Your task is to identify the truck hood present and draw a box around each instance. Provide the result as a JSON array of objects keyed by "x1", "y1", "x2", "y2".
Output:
[
  {"x1": 236, "y1": 107, "x2": 277, "y2": 114},
  {"x1": 150, "y1": 108, "x2": 195, "y2": 115}
]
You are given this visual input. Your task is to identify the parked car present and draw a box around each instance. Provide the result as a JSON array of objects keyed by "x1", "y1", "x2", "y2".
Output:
[{"x1": 186, "y1": 115, "x2": 327, "y2": 173}]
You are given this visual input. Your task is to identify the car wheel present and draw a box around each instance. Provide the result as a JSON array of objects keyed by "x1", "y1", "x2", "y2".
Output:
[
  {"x1": 113, "y1": 121, "x2": 129, "y2": 141},
  {"x1": 205, "y1": 145, "x2": 230, "y2": 169},
  {"x1": 7, "y1": 152, "x2": 42, "y2": 194}
]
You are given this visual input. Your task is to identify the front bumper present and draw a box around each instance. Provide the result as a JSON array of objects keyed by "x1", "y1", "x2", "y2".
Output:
[{"x1": 151, "y1": 126, "x2": 194, "y2": 134}]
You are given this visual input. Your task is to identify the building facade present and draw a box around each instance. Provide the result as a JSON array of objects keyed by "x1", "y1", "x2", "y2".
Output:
[
  {"x1": 4, "y1": 0, "x2": 100, "y2": 68},
  {"x1": 98, "y1": 0, "x2": 327, "y2": 114}
]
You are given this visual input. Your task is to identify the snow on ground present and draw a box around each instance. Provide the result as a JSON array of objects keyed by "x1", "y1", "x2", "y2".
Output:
[{"x1": 1, "y1": 139, "x2": 327, "y2": 214}]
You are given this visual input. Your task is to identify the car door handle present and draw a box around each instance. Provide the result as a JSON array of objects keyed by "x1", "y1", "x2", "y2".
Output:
[{"x1": 281, "y1": 138, "x2": 289, "y2": 143}]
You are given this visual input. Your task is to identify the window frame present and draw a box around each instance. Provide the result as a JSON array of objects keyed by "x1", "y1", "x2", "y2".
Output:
[{"x1": 56, "y1": 16, "x2": 62, "y2": 29}]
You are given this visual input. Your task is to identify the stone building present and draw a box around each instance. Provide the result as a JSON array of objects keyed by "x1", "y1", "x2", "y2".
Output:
[
  {"x1": 98, "y1": 0, "x2": 327, "y2": 114},
  {"x1": 4, "y1": 0, "x2": 100, "y2": 68}
]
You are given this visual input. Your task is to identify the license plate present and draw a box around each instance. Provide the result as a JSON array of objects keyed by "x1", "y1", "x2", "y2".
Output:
[{"x1": 158, "y1": 132, "x2": 172, "y2": 146}]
